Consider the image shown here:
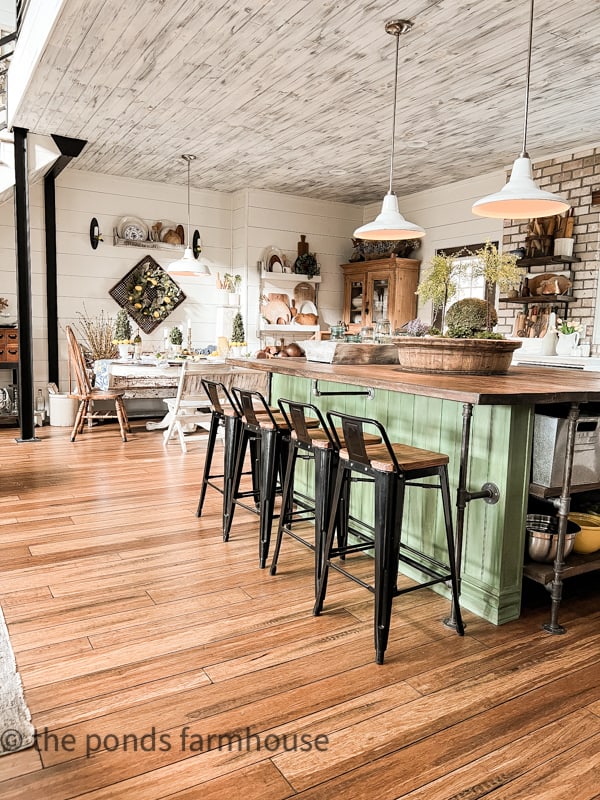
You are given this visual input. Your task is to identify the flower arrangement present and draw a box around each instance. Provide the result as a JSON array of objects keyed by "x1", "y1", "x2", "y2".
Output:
[
  {"x1": 75, "y1": 308, "x2": 118, "y2": 362},
  {"x1": 556, "y1": 318, "x2": 581, "y2": 335},
  {"x1": 126, "y1": 260, "x2": 182, "y2": 321},
  {"x1": 404, "y1": 318, "x2": 431, "y2": 337},
  {"x1": 0, "y1": 297, "x2": 8, "y2": 314},
  {"x1": 113, "y1": 310, "x2": 132, "y2": 343}
]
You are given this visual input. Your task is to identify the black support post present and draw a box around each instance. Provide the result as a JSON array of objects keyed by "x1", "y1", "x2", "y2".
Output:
[
  {"x1": 13, "y1": 126, "x2": 37, "y2": 442},
  {"x1": 44, "y1": 134, "x2": 86, "y2": 387},
  {"x1": 44, "y1": 175, "x2": 59, "y2": 385}
]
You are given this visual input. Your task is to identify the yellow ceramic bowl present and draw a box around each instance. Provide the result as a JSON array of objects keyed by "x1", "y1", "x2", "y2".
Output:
[{"x1": 568, "y1": 512, "x2": 600, "y2": 554}]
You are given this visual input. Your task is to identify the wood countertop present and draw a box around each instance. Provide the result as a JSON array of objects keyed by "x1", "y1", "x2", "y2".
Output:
[{"x1": 226, "y1": 357, "x2": 600, "y2": 406}]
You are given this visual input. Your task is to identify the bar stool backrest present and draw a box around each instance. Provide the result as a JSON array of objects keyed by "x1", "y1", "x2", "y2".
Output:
[
  {"x1": 232, "y1": 386, "x2": 277, "y2": 429},
  {"x1": 278, "y1": 398, "x2": 334, "y2": 447},
  {"x1": 327, "y1": 410, "x2": 400, "y2": 472},
  {"x1": 201, "y1": 378, "x2": 240, "y2": 416}
]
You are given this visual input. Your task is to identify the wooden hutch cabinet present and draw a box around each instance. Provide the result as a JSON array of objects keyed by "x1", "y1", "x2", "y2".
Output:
[{"x1": 341, "y1": 257, "x2": 420, "y2": 331}]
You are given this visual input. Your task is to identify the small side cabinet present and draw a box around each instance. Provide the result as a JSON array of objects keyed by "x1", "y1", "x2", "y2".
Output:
[{"x1": 0, "y1": 327, "x2": 19, "y2": 363}]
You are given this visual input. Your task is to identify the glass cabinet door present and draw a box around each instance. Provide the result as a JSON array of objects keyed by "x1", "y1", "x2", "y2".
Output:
[
  {"x1": 368, "y1": 274, "x2": 391, "y2": 324},
  {"x1": 348, "y1": 278, "x2": 366, "y2": 325}
]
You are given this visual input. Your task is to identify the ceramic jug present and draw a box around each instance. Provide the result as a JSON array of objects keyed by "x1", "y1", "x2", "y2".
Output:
[
  {"x1": 540, "y1": 312, "x2": 558, "y2": 356},
  {"x1": 556, "y1": 331, "x2": 580, "y2": 356}
]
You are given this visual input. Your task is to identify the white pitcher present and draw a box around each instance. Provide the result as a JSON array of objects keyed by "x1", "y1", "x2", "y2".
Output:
[{"x1": 556, "y1": 331, "x2": 580, "y2": 356}]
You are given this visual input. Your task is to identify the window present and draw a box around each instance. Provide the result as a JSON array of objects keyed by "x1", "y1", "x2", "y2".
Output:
[{"x1": 432, "y1": 242, "x2": 498, "y2": 328}]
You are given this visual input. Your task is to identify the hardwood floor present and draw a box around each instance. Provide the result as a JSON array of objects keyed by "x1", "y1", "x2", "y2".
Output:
[{"x1": 0, "y1": 420, "x2": 598, "y2": 799}]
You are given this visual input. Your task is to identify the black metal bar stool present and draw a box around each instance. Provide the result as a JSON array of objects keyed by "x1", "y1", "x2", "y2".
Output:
[
  {"x1": 226, "y1": 387, "x2": 293, "y2": 567},
  {"x1": 314, "y1": 411, "x2": 464, "y2": 665},
  {"x1": 270, "y1": 398, "x2": 381, "y2": 595},
  {"x1": 196, "y1": 379, "x2": 260, "y2": 536}
]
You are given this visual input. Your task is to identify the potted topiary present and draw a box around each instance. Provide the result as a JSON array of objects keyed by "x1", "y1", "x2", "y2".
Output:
[
  {"x1": 169, "y1": 325, "x2": 183, "y2": 354},
  {"x1": 113, "y1": 310, "x2": 132, "y2": 359},
  {"x1": 229, "y1": 311, "x2": 246, "y2": 356},
  {"x1": 398, "y1": 242, "x2": 523, "y2": 374}
]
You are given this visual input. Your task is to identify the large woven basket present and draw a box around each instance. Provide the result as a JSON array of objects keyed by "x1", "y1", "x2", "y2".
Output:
[{"x1": 396, "y1": 337, "x2": 522, "y2": 375}]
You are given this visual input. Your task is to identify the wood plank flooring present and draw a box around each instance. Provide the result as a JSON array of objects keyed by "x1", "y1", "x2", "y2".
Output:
[{"x1": 0, "y1": 420, "x2": 598, "y2": 799}]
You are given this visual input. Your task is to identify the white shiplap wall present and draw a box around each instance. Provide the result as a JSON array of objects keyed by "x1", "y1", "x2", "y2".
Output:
[
  {"x1": 235, "y1": 188, "x2": 362, "y2": 345},
  {"x1": 0, "y1": 169, "x2": 361, "y2": 393}
]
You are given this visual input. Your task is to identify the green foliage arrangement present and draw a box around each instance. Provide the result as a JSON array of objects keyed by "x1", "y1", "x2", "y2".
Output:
[
  {"x1": 223, "y1": 273, "x2": 242, "y2": 293},
  {"x1": 169, "y1": 326, "x2": 183, "y2": 345},
  {"x1": 127, "y1": 261, "x2": 183, "y2": 321},
  {"x1": 417, "y1": 241, "x2": 520, "y2": 335},
  {"x1": 113, "y1": 310, "x2": 132, "y2": 343},
  {"x1": 231, "y1": 312, "x2": 246, "y2": 344},
  {"x1": 445, "y1": 298, "x2": 498, "y2": 338},
  {"x1": 294, "y1": 253, "x2": 320, "y2": 279}
]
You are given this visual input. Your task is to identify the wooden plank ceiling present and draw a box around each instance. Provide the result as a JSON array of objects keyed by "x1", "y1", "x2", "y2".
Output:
[{"x1": 9, "y1": 0, "x2": 600, "y2": 203}]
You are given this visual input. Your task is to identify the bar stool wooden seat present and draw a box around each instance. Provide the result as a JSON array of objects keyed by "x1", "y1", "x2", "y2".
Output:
[
  {"x1": 314, "y1": 411, "x2": 464, "y2": 664},
  {"x1": 270, "y1": 398, "x2": 381, "y2": 595}
]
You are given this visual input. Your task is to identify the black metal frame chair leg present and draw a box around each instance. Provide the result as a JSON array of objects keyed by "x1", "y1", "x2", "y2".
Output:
[
  {"x1": 196, "y1": 412, "x2": 223, "y2": 517},
  {"x1": 374, "y1": 471, "x2": 403, "y2": 664}
]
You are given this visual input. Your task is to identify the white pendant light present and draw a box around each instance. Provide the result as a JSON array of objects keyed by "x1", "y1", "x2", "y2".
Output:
[
  {"x1": 472, "y1": 0, "x2": 569, "y2": 220},
  {"x1": 167, "y1": 154, "x2": 212, "y2": 276},
  {"x1": 354, "y1": 20, "x2": 425, "y2": 241}
]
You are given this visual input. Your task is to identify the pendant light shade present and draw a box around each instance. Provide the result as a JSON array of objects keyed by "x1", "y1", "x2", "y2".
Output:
[
  {"x1": 167, "y1": 154, "x2": 211, "y2": 276},
  {"x1": 354, "y1": 20, "x2": 425, "y2": 241},
  {"x1": 472, "y1": 156, "x2": 570, "y2": 219},
  {"x1": 472, "y1": 0, "x2": 569, "y2": 220},
  {"x1": 354, "y1": 192, "x2": 425, "y2": 240}
]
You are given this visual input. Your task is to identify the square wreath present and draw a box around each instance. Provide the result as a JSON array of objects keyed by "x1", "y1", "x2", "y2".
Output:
[{"x1": 109, "y1": 255, "x2": 186, "y2": 333}]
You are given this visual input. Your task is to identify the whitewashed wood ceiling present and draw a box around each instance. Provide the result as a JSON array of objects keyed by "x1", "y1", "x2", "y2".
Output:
[{"x1": 10, "y1": 0, "x2": 600, "y2": 203}]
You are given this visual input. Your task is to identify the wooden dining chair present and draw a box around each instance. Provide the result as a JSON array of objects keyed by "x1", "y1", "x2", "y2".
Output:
[{"x1": 66, "y1": 325, "x2": 130, "y2": 442}]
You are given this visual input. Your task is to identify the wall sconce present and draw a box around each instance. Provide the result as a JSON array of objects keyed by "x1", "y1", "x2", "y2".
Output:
[{"x1": 89, "y1": 218, "x2": 103, "y2": 249}]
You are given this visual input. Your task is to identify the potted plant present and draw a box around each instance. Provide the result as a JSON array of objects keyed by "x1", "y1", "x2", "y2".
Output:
[
  {"x1": 294, "y1": 252, "x2": 320, "y2": 279},
  {"x1": 169, "y1": 325, "x2": 183, "y2": 354},
  {"x1": 223, "y1": 273, "x2": 242, "y2": 305},
  {"x1": 400, "y1": 242, "x2": 523, "y2": 374},
  {"x1": 113, "y1": 310, "x2": 133, "y2": 359},
  {"x1": 229, "y1": 311, "x2": 246, "y2": 356}
]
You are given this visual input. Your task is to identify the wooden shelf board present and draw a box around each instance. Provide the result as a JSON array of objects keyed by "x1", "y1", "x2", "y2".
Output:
[
  {"x1": 113, "y1": 235, "x2": 183, "y2": 252},
  {"x1": 529, "y1": 481, "x2": 600, "y2": 499},
  {"x1": 516, "y1": 255, "x2": 581, "y2": 267},
  {"x1": 523, "y1": 552, "x2": 600, "y2": 585},
  {"x1": 260, "y1": 270, "x2": 321, "y2": 284},
  {"x1": 259, "y1": 324, "x2": 320, "y2": 333},
  {"x1": 499, "y1": 295, "x2": 575, "y2": 304}
]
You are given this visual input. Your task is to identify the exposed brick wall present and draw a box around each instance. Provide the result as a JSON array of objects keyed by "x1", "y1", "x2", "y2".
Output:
[{"x1": 498, "y1": 147, "x2": 600, "y2": 352}]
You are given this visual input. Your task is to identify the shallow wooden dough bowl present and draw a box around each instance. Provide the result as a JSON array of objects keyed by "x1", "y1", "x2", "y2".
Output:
[{"x1": 396, "y1": 337, "x2": 523, "y2": 375}]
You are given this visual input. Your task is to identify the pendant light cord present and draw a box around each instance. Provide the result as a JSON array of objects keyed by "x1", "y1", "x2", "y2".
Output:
[
  {"x1": 521, "y1": 0, "x2": 535, "y2": 158},
  {"x1": 186, "y1": 156, "x2": 191, "y2": 247},
  {"x1": 388, "y1": 30, "x2": 400, "y2": 195}
]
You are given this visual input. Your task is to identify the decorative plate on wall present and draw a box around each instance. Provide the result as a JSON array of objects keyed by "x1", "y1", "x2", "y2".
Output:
[
  {"x1": 109, "y1": 255, "x2": 186, "y2": 333},
  {"x1": 117, "y1": 216, "x2": 149, "y2": 241}
]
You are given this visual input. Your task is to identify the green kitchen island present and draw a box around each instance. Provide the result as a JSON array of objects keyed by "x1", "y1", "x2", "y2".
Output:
[{"x1": 227, "y1": 357, "x2": 600, "y2": 628}]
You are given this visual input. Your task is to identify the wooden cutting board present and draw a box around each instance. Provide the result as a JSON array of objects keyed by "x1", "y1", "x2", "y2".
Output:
[{"x1": 294, "y1": 282, "x2": 316, "y2": 306}]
